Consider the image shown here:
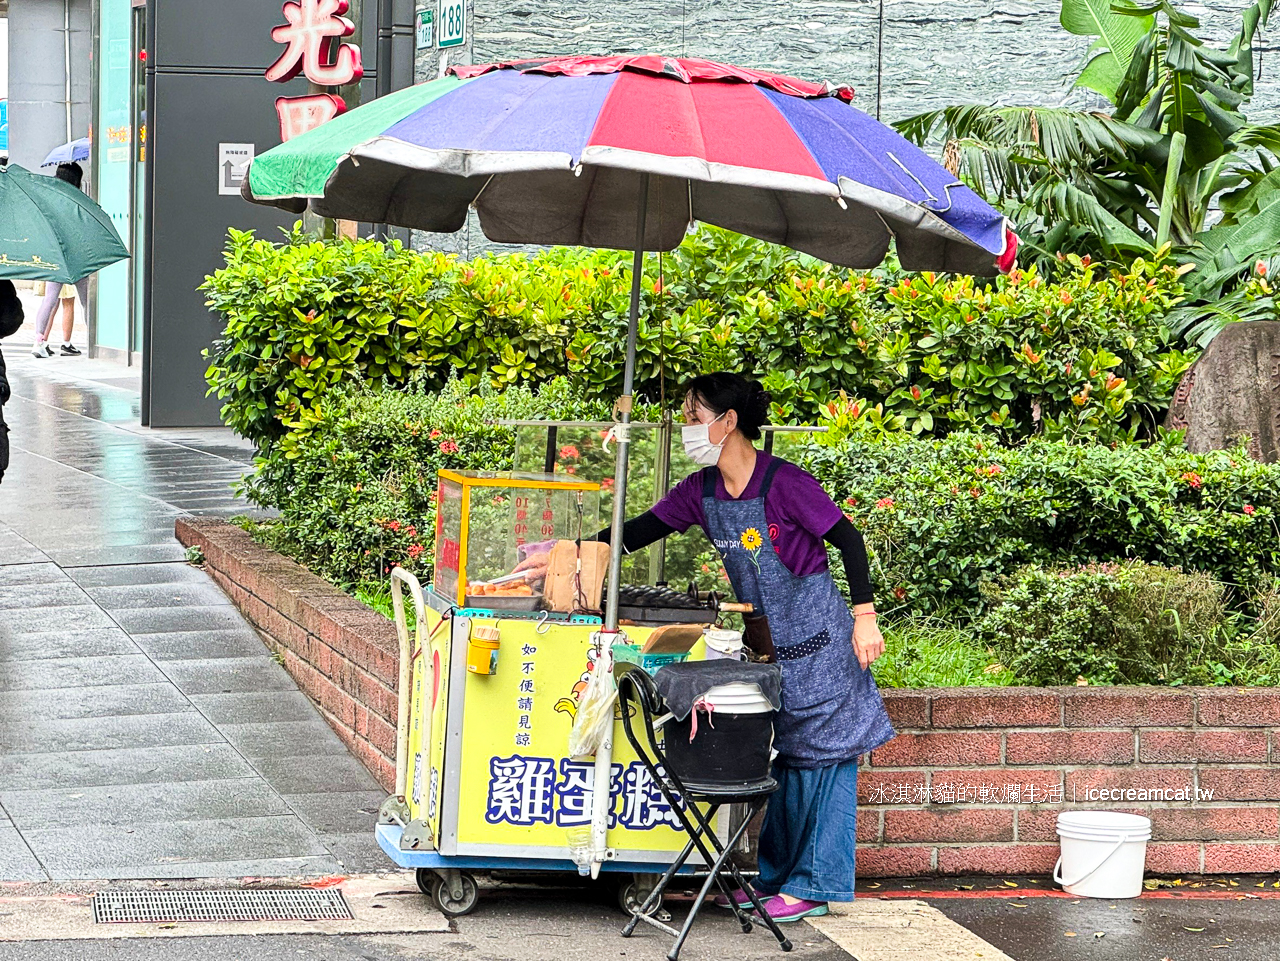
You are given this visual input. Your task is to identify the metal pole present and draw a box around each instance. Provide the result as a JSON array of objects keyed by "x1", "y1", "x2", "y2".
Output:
[
  {"x1": 64, "y1": 0, "x2": 74, "y2": 143},
  {"x1": 603, "y1": 173, "x2": 649, "y2": 634}
]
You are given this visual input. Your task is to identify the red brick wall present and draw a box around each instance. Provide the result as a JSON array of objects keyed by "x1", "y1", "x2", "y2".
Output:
[
  {"x1": 861, "y1": 688, "x2": 1280, "y2": 877},
  {"x1": 180, "y1": 518, "x2": 1280, "y2": 877},
  {"x1": 176, "y1": 517, "x2": 400, "y2": 792}
]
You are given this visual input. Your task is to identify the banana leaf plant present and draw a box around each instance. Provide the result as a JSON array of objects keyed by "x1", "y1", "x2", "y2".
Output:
[{"x1": 896, "y1": 0, "x2": 1280, "y2": 346}]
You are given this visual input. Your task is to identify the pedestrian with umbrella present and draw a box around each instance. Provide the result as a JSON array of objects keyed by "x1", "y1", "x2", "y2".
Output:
[
  {"x1": 0, "y1": 161, "x2": 128, "y2": 357},
  {"x1": 31, "y1": 163, "x2": 91, "y2": 356},
  {"x1": 241, "y1": 53, "x2": 1015, "y2": 918}
]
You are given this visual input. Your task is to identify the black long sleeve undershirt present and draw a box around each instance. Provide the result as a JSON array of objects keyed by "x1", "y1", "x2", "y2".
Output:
[{"x1": 596, "y1": 511, "x2": 876, "y2": 606}]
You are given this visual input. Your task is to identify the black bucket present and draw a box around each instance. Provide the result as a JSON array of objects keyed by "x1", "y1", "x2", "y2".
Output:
[{"x1": 662, "y1": 709, "x2": 774, "y2": 790}]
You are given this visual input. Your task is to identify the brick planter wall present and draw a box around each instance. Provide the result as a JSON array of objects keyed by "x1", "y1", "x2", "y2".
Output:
[
  {"x1": 176, "y1": 517, "x2": 400, "y2": 792},
  {"x1": 862, "y1": 688, "x2": 1280, "y2": 877},
  {"x1": 180, "y1": 517, "x2": 1280, "y2": 877}
]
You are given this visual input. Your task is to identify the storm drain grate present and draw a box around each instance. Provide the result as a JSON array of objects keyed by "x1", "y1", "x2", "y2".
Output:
[{"x1": 92, "y1": 888, "x2": 353, "y2": 924}]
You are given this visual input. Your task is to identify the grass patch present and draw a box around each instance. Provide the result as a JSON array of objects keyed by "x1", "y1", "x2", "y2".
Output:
[{"x1": 873, "y1": 617, "x2": 1016, "y2": 688}]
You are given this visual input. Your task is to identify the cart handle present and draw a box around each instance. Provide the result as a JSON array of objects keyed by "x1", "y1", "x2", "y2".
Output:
[
  {"x1": 717, "y1": 602, "x2": 754, "y2": 614},
  {"x1": 390, "y1": 568, "x2": 428, "y2": 801}
]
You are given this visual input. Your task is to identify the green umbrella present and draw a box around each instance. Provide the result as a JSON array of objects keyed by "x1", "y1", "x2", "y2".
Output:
[{"x1": 0, "y1": 164, "x2": 129, "y2": 283}]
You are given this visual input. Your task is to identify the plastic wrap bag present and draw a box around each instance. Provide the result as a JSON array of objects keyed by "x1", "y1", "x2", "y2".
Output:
[{"x1": 568, "y1": 650, "x2": 617, "y2": 759}]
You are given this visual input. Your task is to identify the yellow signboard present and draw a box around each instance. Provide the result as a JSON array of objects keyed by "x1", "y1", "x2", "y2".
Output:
[{"x1": 407, "y1": 608, "x2": 707, "y2": 858}]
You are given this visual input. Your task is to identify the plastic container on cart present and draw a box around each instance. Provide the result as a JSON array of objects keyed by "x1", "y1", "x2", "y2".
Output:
[
  {"x1": 660, "y1": 682, "x2": 775, "y2": 789},
  {"x1": 611, "y1": 642, "x2": 690, "y2": 674},
  {"x1": 463, "y1": 592, "x2": 544, "y2": 612}
]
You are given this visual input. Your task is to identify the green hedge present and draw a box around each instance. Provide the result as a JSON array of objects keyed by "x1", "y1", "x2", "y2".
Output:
[
  {"x1": 203, "y1": 227, "x2": 1195, "y2": 453},
  {"x1": 245, "y1": 379, "x2": 1280, "y2": 620}
]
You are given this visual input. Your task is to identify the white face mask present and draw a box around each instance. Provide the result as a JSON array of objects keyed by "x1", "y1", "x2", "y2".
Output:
[{"x1": 682, "y1": 411, "x2": 728, "y2": 466}]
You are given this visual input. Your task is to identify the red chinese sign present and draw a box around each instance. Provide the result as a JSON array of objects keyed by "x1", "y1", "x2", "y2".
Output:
[{"x1": 266, "y1": 0, "x2": 364, "y2": 141}]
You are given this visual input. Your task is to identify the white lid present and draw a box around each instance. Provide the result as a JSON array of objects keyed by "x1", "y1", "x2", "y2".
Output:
[{"x1": 1056, "y1": 811, "x2": 1151, "y2": 831}]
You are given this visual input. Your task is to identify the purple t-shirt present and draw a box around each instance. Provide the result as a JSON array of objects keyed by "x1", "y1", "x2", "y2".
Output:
[{"x1": 651, "y1": 452, "x2": 843, "y2": 578}]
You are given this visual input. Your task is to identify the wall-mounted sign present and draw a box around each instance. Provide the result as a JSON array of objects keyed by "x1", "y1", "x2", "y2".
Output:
[
  {"x1": 266, "y1": 0, "x2": 364, "y2": 142},
  {"x1": 416, "y1": 8, "x2": 434, "y2": 50},
  {"x1": 219, "y1": 142, "x2": 255, "y2": 196},
  {"x1": 438, "y1": 0, "x2": 465, "y2": 48}
]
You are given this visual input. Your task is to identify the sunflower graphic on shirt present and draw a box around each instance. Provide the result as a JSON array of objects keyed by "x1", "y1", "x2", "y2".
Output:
[{"x1": 740, "y1": 527, "x2": 764, "y2": 571}]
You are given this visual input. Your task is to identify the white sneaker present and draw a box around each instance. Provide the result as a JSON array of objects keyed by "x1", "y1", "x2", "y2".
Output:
[{"x1": 31, "y1": 342, "x2": 53, "y2": 358}]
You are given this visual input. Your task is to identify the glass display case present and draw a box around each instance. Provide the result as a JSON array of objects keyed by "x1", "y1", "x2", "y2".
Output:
[{"x1": 432, "y1": 470, "x2": 600, "y2": 610}]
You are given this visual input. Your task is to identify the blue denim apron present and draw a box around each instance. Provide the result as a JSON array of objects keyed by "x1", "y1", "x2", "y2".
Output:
[{"x1": 700, "y1": 461, "x2": 895, "y2": 766}]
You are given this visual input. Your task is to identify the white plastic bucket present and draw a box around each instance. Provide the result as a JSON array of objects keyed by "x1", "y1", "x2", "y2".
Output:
[
  {"x1": 704, "y1": 628, "x2": 745, "y2": 661},
  {"x1": 1054, "y1": 811, "x2": 1151, "y2": 899},
  {"x1": 699, "y1": 681, "x2": 773, "y2": 715}
]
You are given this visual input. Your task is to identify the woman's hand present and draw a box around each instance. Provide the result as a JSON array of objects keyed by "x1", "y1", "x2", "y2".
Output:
[
  {"x1": 512, "y1": 551, "x2": 551, "y2": 584},
  {"x1": 852, "y1": 607, "x2": 885, "y2": 669}
]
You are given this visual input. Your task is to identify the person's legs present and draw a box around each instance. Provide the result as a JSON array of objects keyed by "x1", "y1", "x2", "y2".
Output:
[
  {"x1": 59, "y1": 297, "x2": 74, "y2": 343},
  {"x1": 755, "y1": 759, "x2": 859, "y2": 918},
  {"x1": 32, "y1": 283, "x2": 61, "y2": 354},
  {"x1": 59, "y1": 279, "x2": 89, "y2": 354}
]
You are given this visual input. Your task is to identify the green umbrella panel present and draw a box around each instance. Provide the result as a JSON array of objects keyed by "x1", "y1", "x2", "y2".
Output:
[{"x1": 0, "y1": 164, "x2": 129, "y2": 284}]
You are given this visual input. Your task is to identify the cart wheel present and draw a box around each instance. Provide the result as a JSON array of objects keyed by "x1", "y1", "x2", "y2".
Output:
[
  {"x1": 617, "y1": 878, "x2": 663, "y2": 918},
  {"x1": 414, "y1": 868, "x2": 435, "y2": 897},
  {"x1": 431, "y1": 873, "x2": 480, "y2": 917}
]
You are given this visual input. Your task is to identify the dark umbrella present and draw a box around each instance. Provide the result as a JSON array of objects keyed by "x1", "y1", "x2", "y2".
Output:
[{"x1": 0, "y1": 164, "x2": 128, "y2": 283}]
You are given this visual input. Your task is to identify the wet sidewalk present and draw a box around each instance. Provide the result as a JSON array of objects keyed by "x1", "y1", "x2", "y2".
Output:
[{"x1": 0, "y1": 352, "x2": 390, "y2": 881}]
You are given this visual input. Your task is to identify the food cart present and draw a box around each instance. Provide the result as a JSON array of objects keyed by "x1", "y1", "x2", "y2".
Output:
[{"x1": 375, "y1": 424, "x2": 821, "y2": 916}]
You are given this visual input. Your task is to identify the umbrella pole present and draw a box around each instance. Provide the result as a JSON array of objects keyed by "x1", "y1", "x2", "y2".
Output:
[
  {"x1": 603, "y1": 172, "x2": 649, "y2": 636},
  {"x1": 590, "y1": 173, "x2": 649, "y2": 880}
]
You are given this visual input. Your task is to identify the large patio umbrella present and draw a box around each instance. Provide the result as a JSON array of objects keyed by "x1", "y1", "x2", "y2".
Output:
[
  {"x1": 0, "y1": 164, "x2": 128, "y2": 283},
  {"x1": 245, "y1": 52, "x2": 1015, "y2": 613},
  {"x1": 242, "y1": 55, "x2": 1015, "y2": 873}
]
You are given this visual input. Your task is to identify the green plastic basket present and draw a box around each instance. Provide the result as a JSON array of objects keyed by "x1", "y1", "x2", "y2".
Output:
[{"x1": 612, "y1": 642, "x2": 689, "y2": 674}]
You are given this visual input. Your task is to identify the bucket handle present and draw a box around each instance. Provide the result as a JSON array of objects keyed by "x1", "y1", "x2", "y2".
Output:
[{"x1": 1053, "y1": 833, "x2": 1135, "y2": 889}]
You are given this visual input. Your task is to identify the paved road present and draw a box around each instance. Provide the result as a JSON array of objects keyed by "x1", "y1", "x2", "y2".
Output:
[{"x1": 0, "y1": 353, "x2": 390, "y2": 881}]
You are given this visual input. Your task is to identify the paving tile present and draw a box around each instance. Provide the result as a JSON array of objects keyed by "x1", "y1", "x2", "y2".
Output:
[
  {"x1": 219, "y1": 720, "x2": 353, "y2": 760},
  {"x1": 0, "y1": 825, "x2": 48, "y2": 881},
  {"x1": 0, "y1": 604, "x2": 117, "y2": 634},
  {"x1": 84, "y1": 582, "x2": 235, "y2": 611},
  {"x1": 110, "y1": 605, "x2": 251, "y2": 635},
  {"x1": 0, "y1": 683, "x2": 193, "y2": 723},
  {"x1": 0, "y1": 582, "x2": 94, "y2": 610},
  {"x1": 67, "y1": 563, "x2": 212, "y2": 588},
  {"x1": 51, "y1": 545, "x2": 189, "y2": 567},
  {"x1": 0, "y1": 627, "x2": 139, "y2": 661},
  {"x1": 59, "y1": 854, "x2": 342, "y2": 881},
  {"x1": 283, "y1": 791, "x2": 388, "y2": 836},
  {"x1": 0, "y1": 711, "x2": 222, "y2": 756},
  {"x1": 252, "y1": 755, "x2": 384, "y2": 795},
  {"x1": 157, "y1": 656, "x2": 298, "y2": 695},
  {"x1": 1, "y1": 778, "x2": 292, "y2": 829},
  {"x1": 320, "y1": 831, "x2": 395, "y2": 873},
  {"x1": 187, "y1": 691, "x2": 324, "y2": 725},
  {"x1": 0, "y1": 532, "x2": 48, "y2": 566},
  {"x1": 0, "y1": 563, "x2": 70, "y2": 587},
  {"x1": 24, "y1": 815, "x2": 332, "y2": 879},
  {"x1": 130, "y1": 629, "x2": 267, "y2": 661},
  {"x1": 0, "y1": 744, "x2": 257, "y2": 793},
  {"x1": 0, "y1": 653, "x2": 167, "y2": 692}
]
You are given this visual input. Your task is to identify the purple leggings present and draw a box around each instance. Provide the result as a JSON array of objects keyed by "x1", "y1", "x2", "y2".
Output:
[{"x1": 33, "y1": 279, "x2": 88, "y2": 343}]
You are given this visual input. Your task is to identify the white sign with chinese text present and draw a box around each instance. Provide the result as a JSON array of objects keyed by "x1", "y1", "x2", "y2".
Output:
[
  {"x1": 438, "y1": 0, "x2": 465, "y2": 48},
  {"x1": 218, "y1": 142, "x2": 255, "y2": 196},
  {"x1": 416, "y1": 8, "x2": 434, "y2": 49}
]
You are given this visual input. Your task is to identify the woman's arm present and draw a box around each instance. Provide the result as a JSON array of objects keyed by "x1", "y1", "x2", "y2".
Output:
[
  {"x1": 824, "y1": 517, "x2": 884, "y2": 668},
  {"x1": 595, "y1": 510, "x2": 677, "y2": 553},
  {"x1": 823, "y1": 517, "x2": 874, "y2": 605}
]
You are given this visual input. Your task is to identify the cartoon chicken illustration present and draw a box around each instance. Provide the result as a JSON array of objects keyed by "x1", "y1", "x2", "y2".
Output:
[{"x1": 554, "y1": 647, "x2": 598, "y2": 720}]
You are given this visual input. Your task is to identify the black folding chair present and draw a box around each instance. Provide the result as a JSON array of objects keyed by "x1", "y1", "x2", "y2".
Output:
[{"x1": 616, "y1": 665, "x2": 793, "y2": 961}]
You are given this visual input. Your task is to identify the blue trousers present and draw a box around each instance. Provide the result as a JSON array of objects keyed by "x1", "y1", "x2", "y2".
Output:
[{"x1": 755, "y1": 759, "x2": 858, "y2": 902}]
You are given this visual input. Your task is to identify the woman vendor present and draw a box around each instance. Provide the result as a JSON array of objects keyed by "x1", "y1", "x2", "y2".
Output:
[{"x1": 520, "y1": 372, "x2": 896, "y2": 921}]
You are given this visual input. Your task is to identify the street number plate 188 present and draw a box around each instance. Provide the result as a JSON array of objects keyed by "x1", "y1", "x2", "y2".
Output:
[{"x1": 438, "y1": 0, "x2": 465, "y2": 47}]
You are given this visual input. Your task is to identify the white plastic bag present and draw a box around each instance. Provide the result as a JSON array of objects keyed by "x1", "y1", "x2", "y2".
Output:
[{"x1": 568, "y1": 647, "x2": 617, "y2": 759}]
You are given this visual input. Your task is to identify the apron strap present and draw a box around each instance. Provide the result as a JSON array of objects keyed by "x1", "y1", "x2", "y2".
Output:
[
  {"x1": 701, "y1": 466, "x2": 719, "y2": 499},
  {"x1": 758, "y1": 458, "x2": 784, "y2": 497}
]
